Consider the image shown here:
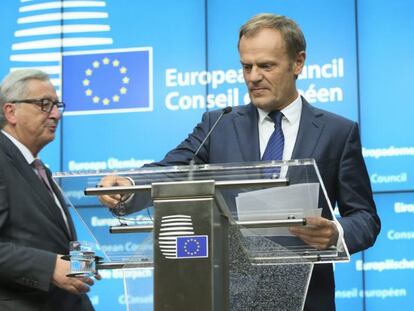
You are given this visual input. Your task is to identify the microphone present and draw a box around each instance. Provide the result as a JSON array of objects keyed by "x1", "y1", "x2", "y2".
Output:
[{"x1": 190, "y1": 106, "x2": 232, "y2": 164}]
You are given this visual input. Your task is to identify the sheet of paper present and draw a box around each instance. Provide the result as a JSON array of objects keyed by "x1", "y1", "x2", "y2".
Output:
[{"x1": 236, "y1": 183, "x2": 322, "y2": 236}]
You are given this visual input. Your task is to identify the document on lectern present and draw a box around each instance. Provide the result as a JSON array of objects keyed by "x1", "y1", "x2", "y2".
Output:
[{"x1": 235, "y1": 183, "x2": 322, "y2": 236}]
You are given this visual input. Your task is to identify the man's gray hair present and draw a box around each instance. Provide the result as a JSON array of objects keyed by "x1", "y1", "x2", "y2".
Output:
[
  {"x1": 0, "y1": 69, "x2": 50, "y2": 128},
  {"x1": 238, "y1": 13, "x2": 306, "y2": 60}
]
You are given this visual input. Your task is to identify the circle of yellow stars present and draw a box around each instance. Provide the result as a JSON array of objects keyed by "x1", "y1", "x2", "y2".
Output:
[
  {"x1": 82, "y1": 57, "x2": 130, "y2": 106},
  {"x1": 183, "y1": 238, "x2": 201, "y2": 256}
]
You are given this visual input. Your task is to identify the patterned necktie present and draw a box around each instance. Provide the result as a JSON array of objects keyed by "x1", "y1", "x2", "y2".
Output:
[
  {"x1": 32, "y1": 159, "x2": 54, "y2": 195},
  {"x1": 261, "y1": 110, "x2": 284, "y2": 177},
  {"x1": 262, "y1": 110, "x2": 285, "y2": 161}
]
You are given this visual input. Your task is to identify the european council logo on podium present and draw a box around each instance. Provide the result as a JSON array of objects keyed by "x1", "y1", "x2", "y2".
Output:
[
  {"x1": 159, "y1": 215, "x2": 209, "y2": 259},
  {"x1": 177, "y1": 236, "x2": 208, "y2": 259},
  {"x1": 62, "y1": 47, "x2": 152, "y2": 115}
]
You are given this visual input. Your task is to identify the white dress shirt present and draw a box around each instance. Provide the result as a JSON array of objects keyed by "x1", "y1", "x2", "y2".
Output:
[
  {"x1": 255, "y1": 95, "x2": 344, "y2": 250},
  {"x1": 257, "y1": 94, "x2": 302, "y2": 160}
]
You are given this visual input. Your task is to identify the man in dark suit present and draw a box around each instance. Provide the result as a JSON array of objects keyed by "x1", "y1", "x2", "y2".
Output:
[
  {"x1": 100, "y1": 14, "x2": 380, "y2": 311},
  {"x1": 0, "y1": 69, "x2": 97, "y2": 310}
]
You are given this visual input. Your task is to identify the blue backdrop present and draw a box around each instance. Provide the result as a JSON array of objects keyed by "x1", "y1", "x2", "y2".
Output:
[{"x1": 0, "y1": 0, "x2": 413, "y2": 310}]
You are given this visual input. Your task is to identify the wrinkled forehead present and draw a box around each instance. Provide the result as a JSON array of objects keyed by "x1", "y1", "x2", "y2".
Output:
[
  {"x1": 23, "y1": 79, "x2": 58, "y2": 99},
  {"x1": 239, "y1": 29, "x2": 289, "y2": 58}
]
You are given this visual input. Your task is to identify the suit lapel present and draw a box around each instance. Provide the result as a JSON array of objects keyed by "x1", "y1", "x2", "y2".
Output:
[
  {"x1": 0, "y1": 132, "x2": 72, "y2": 239},
  {"x1": 0, "y1": 133, "x2": 53, "y2": 205},
  {"x1": 233, "y1": 104, "x2": 261, "y2": 161},
  {"x1": 291, "y1": 98, "x2": 325, "y2": 159}
]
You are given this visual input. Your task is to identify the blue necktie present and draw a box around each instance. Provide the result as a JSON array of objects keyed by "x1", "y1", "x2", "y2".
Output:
[{"x1": 262, "y1": 110, "x2": 284, "y2": 176}]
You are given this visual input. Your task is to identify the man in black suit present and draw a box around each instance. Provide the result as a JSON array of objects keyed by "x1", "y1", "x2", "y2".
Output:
[
  {"x1": 0, "y1": 69, "x2": 97, "y2": 310},
  {"x1": 100, "y1": 14, "x2": 381, "y2": 310}
]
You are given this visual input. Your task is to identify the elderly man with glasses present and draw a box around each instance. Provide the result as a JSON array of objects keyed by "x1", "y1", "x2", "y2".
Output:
[{"x1": 0, "y1": 69, "x2": 97, "y2": 311}]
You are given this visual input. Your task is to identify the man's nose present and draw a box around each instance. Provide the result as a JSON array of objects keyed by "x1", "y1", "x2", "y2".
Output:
[
  {"x1": 249, "y1": 66, "x2": 263, "y2": 82},
  {"x1": 49, "y1": 104, "x2": 62, "y2": 120}
]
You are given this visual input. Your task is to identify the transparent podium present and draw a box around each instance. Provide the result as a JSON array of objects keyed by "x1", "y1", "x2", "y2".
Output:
[{"x1": 55, "y1": 159, "x2": 350, "y2": 311}]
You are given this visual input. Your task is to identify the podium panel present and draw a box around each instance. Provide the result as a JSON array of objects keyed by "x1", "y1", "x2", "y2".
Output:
[{"x1": 55, "y1": 159, "x2": 349, "y2": 310}]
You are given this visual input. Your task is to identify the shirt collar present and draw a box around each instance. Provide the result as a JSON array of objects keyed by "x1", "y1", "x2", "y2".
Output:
[
  {"x1": 257, "y1": 94, "x2": 302, "y2": 124},
  {"x1": 1, "y1": 129, "x2": 36, "y2": 165}
]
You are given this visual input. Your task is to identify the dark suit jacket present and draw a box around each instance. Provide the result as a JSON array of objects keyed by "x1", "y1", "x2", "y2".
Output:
[
  {"x1": 154, "y1": 98, "x2": 381, "y2": 311},
  {"x1": 0, "y1": 132, "x2": 93, "y2": 311}
]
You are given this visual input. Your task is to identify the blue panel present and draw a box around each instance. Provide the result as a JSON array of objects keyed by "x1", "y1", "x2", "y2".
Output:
[
  {"x1": 62, "y1": 0, "x2": 206, "y2": 173},
  {"x1": 364, "y1": 193, "x2": 414, "y2": 309},
  {"x1": 0, "y1": 2, "x2": 19, "y2": 79},
  {"x1": 335, "y1": 253, "x2": 364, "y2": 311},
  {"x1": 60, "y1": 2, "x2": 206, "y2": 309},
  {"x1": 358, "y1": 0, "x2": 414, "y2": 192}
]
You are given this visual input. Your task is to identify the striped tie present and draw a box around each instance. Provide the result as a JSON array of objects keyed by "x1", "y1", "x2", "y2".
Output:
[{"x1": 262, "y1": 110, "x2": 284, "y2": 176}]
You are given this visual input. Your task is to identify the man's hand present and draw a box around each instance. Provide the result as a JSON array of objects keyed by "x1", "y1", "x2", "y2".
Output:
[
  {"x1": 97, "y1": 175, "x2": 133, "y2": 208},
  {"x1": 52, "y1": 256, "x2": 100, "y2": 295},
  {"x1": 289, "y1": 217, "x2": 339, "y2": 250}
]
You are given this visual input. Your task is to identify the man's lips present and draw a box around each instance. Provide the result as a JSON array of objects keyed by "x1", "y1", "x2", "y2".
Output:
[
  {"x1": 47, "y1": 124, "x2": 57, "y2": 131},
  {"x1": 250, "y1": 87, "x2": 268, "y2": 94}
]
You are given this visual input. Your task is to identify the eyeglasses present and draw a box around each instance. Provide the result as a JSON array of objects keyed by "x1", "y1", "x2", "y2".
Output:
[{"x1": 10, "y1": 98, "x2": 65, "y2": 113}]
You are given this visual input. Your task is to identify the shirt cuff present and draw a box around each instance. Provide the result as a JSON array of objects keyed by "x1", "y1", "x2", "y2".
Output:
[
  {"x1": 122, "y1": 176, "x2": 135, "y2": 203},
  {"x1": 332, "y1": 220, "x2": 345, "y2": 252}
]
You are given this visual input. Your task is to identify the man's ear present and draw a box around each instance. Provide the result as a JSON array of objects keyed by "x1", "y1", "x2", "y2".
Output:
[
  {"x1": 3, "y1": 103, "x2": 18, "y2": 125},
  {"x1": 293, "y1": 51, "x2": 306, "y2": 76}
]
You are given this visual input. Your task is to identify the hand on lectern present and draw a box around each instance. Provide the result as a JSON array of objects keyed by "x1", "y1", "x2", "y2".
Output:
[
  {"x1": 97, "y1": 175, "x2": 133, "y2": 208},
  {"x1": 288, "y1": 216, "x2": 339, "y2": 250}
]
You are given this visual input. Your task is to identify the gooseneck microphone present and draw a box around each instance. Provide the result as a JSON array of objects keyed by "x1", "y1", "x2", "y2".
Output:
[{"x1": 190, "y1": 106, "x2": 233, "y2": 164}]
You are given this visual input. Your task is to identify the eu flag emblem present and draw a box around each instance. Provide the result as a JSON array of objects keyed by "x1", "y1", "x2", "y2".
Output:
[
  {"x1": 176, "y1": 235, "x2": 208, "y2": 259},
  {"x1": 62, "y1": 47, "x2": 152, "y2": 115}
]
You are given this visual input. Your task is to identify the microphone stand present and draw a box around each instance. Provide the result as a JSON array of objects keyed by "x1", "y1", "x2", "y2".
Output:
[{"x1": 188, "y1": 106, "x2": 232, "y2": 180}]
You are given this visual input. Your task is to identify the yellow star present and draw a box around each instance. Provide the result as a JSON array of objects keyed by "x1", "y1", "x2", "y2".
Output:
[
  {"x1": 122, "y1": 76, "x2": 130, "y2": 84},
  {"x1": 85, "y1": 89, "x2": 92, "y2": 96},
  {"x1": 92, "y1": 96, "x2": 100, "y2": 103},
  {"x1": 82, "y1": 79, "x2": 90, "y2": 86},
  {"x1": 120, "y1": 87, "x2": 127, "y2": 94},
  {"x1": 85, "y1": 69, "x2": 92, "y2": 76},
  {"x1": 102, "y1": 57, "x2": 110, "y2": 65},
  {"x1": 120, "y1": 66, "x2": 127, "y2": 74},
  {"x1": 92, "y1": 61, "x2": 100, "y2": 68},
  {"x1": 112, "y1": 95, "x2": 120, "y2": 102},
  {"x1": 112, "y1": 59, "x2": 120, "y2": 67},
  {"x1": 102, "y1": 98, "x2": 110, "y2": 105}
]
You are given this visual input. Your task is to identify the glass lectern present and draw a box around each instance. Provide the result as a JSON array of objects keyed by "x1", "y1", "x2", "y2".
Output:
[{"x1": 55, "y1": 159, "x2": 350, "y2": 311}]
